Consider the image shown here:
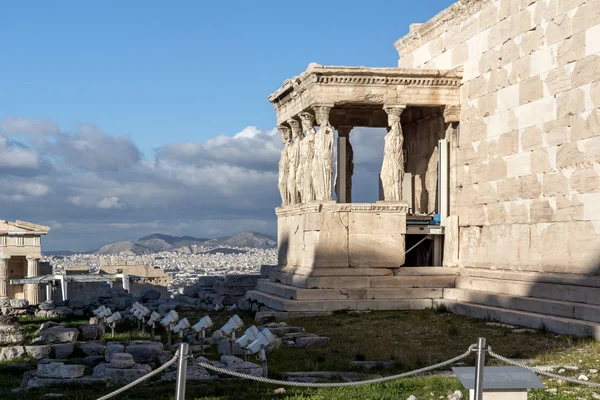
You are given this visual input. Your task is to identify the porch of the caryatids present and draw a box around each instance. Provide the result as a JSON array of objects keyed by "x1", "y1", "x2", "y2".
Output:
[
  {"x1": 380, "y1": 105, "x2": 406, "y2": 201},
  {"x1": 298, "y1": 112, "x2": 316, "y2": 203},
  {"x1": 312, "y1": 104, "x2": 334, "y2": 202},
  {"x1": 286, "y1": 119, "x2": 302, "y2": 205},
  {"x1": 277, "y1": 125, "x2": 292, "y2": 206}
]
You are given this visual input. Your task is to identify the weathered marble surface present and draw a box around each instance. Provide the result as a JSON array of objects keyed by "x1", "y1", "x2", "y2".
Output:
[{"x1": 276, "y1": 202, "x2": 407, "y2": 272}]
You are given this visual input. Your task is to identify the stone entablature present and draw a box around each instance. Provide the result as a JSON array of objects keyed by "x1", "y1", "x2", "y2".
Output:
[{"x1": 268, "y1": 64, "x2": 462, "y2": 126}]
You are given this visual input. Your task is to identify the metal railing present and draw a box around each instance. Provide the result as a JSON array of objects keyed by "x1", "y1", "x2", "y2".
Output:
[{"x1": 96, "y1": 338, "x2": 600, "y2": 400}]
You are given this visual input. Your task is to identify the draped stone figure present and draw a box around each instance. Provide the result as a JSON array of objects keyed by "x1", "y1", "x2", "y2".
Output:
[
  {"x1": 286, "y1": 119, "x2": 302, "y2": 204},
  {"x1": 278, "y1": 125, "x2": 292, "y2": 206},
  {"x1": 312, "y1": 105, "x2": 334, "y2": 202},
  {"x1": 380, "y1": 106, "x2": 406, "y2": 201},
  {"x1": 299, "y1": 112, "x2": 316, "y2": 203}
]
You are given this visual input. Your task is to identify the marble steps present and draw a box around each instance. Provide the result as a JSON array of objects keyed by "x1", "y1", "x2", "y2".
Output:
[
  {"x1": 455, "y1": 277, "x2": 600, "y2": 306},
  {"x1": 256, "y1": 280, "x2": 443, "y2": 301},
  {"x1": 245, "y1": 290, "x2": 434, "y2": 312},
  {"x1": 438, "y1": 299, "x2": 600, "y2": 340},
  {"x1": 272, "y1": 273, "x2": 456, "y2": 289},
  {"x1": 461, "y1": 268, "x2": 600, "y2": 288},
  {"x1": 443, "y1": 288, "x2": 600, "y2": 324}
]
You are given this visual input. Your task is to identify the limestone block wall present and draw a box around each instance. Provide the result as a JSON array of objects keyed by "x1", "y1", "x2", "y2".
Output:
[{"x1": 396, "y1": 0, "x2": 600, "y2": 273}]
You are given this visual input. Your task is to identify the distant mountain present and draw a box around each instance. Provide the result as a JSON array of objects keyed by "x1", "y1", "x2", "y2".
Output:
[
  {"x1": 204, "y1": 232, "x2": 276, "y2": 249},
  {"x1": 86, "y1": 232, "x2": 274, "y2": 255},
  {"x1": 95, "y1": 241, "x2": 154, "y2": 255},
  {"x1": 43, "y1": 250, "x2": 80, "y2": 256}
]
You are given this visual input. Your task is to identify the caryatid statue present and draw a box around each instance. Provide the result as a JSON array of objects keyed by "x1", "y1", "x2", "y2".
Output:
[
  {"x1": 312, "y1": 105, "x2": 334, "y2": 202},
  {"x1": 298, "y1": 112, "x2": 316, "y2": 203},
  {"x1": 278, "y1": 125, "x2": 292, "y2": 206},
  {"x1": 286, "y1": 119, "x2": 302, "y2": 204},
  {"x1": 380, "y1": 105, "x2": 406, "y2": 201}
]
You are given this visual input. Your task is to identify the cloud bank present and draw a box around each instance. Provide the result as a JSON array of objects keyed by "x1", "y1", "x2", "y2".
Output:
[{"x1": 0, "y1": 117, "x2": 385, "y2": 251}]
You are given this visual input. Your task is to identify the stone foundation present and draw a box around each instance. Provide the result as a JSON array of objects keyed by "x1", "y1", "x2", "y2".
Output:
[{"x1": 276, "y1": 201, "x2": 407, "y2": 276}]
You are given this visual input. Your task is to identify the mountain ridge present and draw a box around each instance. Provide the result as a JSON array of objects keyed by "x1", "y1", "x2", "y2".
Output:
[{"x1": 44, "y1": 231, "x2": 276, "y2": 255}]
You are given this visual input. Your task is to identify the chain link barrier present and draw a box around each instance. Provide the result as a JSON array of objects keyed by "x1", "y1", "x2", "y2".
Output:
[
  {"x1": 196, "y1": 345, "x2": 476, "y2": 388},
  {"x1": 94, "y1": 341, "x2": 600, "y2": 399},
  {"x1": 488, "y1": 346, "x2": 600, "y2": 389},
  {"x1": 96, "y1": 350, "x2": 181, "y2": 400}
]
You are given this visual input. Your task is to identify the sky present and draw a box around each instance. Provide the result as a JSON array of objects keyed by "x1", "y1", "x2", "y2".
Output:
[{"x1": 0, "y1": 0, "x2": 455, "y2": 251}]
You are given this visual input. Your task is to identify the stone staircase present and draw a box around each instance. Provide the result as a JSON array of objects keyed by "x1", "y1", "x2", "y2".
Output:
[
  {"x1": 245, "y1": 267, "x2": 458, "y2": 312},
  {"x1": 246, "y1": 266, "x2": 600, "y2": 339},
  {"x1": 437, "y1": 268, "x2": 600, "y2": 340}
]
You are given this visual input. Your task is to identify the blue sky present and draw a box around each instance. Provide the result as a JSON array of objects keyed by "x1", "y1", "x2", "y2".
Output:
[{"x1": 0, "y1": 1, "x2": 455, "y2": 250}]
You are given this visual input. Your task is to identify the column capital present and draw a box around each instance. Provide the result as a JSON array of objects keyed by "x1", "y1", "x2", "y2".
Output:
[
  {"x1": 26, "y1": 255, "x2": 40, "y2": 260},
  {"x1": 383, "y1": 104, "x2": 407, "y2": 116},
  {"x1": 287, "y1": 118, "x2": 301, "y2": 138},
  {"x1": 277, "y1": 125, "x2": 291, "y2": 144},
  {"x1": 312, "y1": 104, "x2": 334, "y2": 126},
  {"x1": 335, "y1": 126, "x2": 353, "y2": 137},
  {"x1": 443, "y1": 104, "x2": 461, "y2": 123}
]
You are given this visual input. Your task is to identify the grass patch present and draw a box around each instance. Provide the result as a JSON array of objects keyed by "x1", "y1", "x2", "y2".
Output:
[{"x1": 1, "y1": 310, "x2": 598, "y2": 399}]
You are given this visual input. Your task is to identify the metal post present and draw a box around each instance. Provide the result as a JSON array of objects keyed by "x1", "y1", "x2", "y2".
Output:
[
  {"x1": 46, "y1": 284, "x2": 52, "y2": 302},
  {"x1": 259, "y1": 348, "x2": 268, "y2": 377},
  {"x1": 175, "y1": 343, "x2": 189, "y2": 400},
  {"x1": 474, "y1": 337, "x2": 487, "y2": 400}
]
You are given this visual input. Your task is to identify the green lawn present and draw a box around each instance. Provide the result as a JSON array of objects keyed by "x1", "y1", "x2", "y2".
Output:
[{"x1": 1, "y1": 309, "x2": 598, "y2": 399}]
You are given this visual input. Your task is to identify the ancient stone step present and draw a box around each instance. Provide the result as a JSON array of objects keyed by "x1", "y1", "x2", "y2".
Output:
[
  {"x1": 245, "y1": 290, "x2": 433, "y2": 312},
  {"x1": 437, "y1": 300, "x2": 600, "y2": 340},
  {"x1": 274, "y1": 273, "x2": 456, "y2": 289},
  {"x1": 256, "y1": 281, "x2": 347, "y2": 300},
  {"x1": 444, "y1": 288, "x2": 600, "y2": 324},
  {"x1": 461, "y1": 268, "x2": 600, "y2": 289},
  {"x1": 256, "y1": 281, "x2": 444, "y2": 300},
  {"x1": 393, "y1": 267, "x2": 459, "y2": 276},
  {"x1": 370, "y1": 276, "x2": 456, "y2": 288},
  {"x1": 455, "y1": 277, "x2": 600, "y2": 306}
]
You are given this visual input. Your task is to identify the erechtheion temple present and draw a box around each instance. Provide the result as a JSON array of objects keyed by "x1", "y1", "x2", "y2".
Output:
[
  {"x1": 247, "y1": 0, "x2": 600, "y2": 338},
  {"x1": 0, "y1": 220, "x2": 50, "y2": 304}
]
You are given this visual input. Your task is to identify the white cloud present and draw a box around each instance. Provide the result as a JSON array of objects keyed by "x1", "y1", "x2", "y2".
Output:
[
  {"x1": 0, "y1": 136, "x2": 40, "y2": 169},
  {"x1": 96, "y1": 196, "x2": 124, "y2": 209},
  {"x1": 0, "y1": 117, "x2": 387, "y2": 250},
  {"x1": 0, "y1": 117, "x2": 60, "y2": 136}
]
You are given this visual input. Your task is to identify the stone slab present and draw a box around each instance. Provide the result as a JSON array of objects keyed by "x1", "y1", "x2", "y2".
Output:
[
  {"x1": 444, "y1": 288, "x2": 600, "y2": 323},
  {"x1": 439, "y1": 300, "x2": 600, "y2": 340},
  {"x1": 370, "y1": 276, "x2": 456, "y2": 288},
  {"x1": 455, "y1": 277, "x2": 600, "y2": 306}
]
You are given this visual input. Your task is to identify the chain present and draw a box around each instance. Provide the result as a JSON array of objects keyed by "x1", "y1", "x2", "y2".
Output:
[
  {"x1": 96, "y1": 350, "x2": 181, "y2": 400},
  {"x1": 488, "y1": 347, "x2": 600, "y2": 388},
  {"x1": 196, "y1": 345, "x2": 476, "y2": 388}
]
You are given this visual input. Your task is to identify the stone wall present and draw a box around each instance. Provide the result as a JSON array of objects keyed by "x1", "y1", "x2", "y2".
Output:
[
  {"x1": 277, "y1": 202, "x2": 407, "y2": 273},
  {"x1": 403, "y1": 111, "x2": 446, "y2": 214},
  {"x1": 395, "y1": 0, "x2": 600, "y2": 274}
]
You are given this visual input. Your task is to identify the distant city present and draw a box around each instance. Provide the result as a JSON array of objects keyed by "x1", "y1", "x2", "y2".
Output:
[{"x1": 41, "y1": 232, "x2": 278, "y2": 291}]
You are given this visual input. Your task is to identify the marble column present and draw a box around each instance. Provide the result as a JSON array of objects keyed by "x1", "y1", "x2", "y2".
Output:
[
  {"x1": 380, "y1": 105, "x2": 406, "y2": 201},
  {"x1": 312, "y1": 104, "x2": 335, "y2": 202},
  {"x1": 26, "y1": 256, "x2": 39, "y2": 305},
  {"x1": 0, "y1": 257, "x2": 8, "y2": 298},
  {"x1": 335, "y1": 126, "x2": 353, "y2": 203}
]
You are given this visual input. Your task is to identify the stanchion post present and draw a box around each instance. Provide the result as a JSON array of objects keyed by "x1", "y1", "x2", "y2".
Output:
[
  {"x1": 474, "y1": 337, "x2": 487, "y2": 400},
  {"x1": 175, "y1": 343, "x2": 189, "y2": 400}
]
